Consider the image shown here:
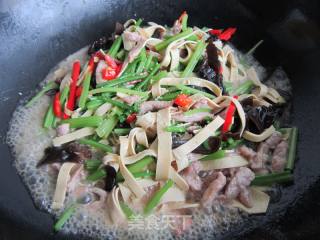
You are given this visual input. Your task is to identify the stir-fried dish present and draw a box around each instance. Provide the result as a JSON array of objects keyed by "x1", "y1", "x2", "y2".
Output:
[{"x1": 8, "y1": 12, "x2": 297, "y2": 238}]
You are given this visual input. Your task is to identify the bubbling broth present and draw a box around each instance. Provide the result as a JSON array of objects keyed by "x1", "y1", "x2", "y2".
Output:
[{"x1": 7, "y1": 14, "x2": 294, "y2": 240}]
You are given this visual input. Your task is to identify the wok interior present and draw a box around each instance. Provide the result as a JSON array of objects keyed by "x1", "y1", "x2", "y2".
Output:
[{"x1": 0, "y1": 0, "x2": 319, "y2": 239}]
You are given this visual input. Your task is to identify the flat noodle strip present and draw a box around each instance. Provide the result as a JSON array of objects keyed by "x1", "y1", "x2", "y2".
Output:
[
  {"x1": 52, "y1": 127, "x2": 95, "y2": 146},
  {"x1": 243, "y1": 125, "x2": 276, "y2": 142},
  {"x1": 152, "y1": 77, "x2": 222, "y2": 98},
  {"x1": 139, "y1": 22, "x2": 166, "y2": 38},
  {"x1": 173, "y1": 116, "x2": 225, "y2": 171},
  {"x1": 156, "y1": 108, "x2": 172, "y2": 180},
  {"x1": 103, "y1": 153, "x2": 120, "y2": 171},
  {"x1": 52, "y1": 162, "x2": 77, "y2": 209},
  {"x1": 151, "y1": 139, "x2": 188, "y2": 191},
  {"x1": 159, "y1": 202, "x2": 200, "y2": 213},
  {"x1": 123, "y1": 149, "x2": 157, "y2": 165},
  {"x1": 136, "y1": 112, "x2": 157, "y2": 138},
  {"x1": 119, "y1": 136, "x2": 146, "y2": 198},
  {"x1": 107, "y1": 187, "x2": 127, "y2": 225},
  {"x1": 118, "y1": 183, "x2": 132, "y2": 203},
  {"x1": 198, "y1": 154, "x2": 248, "y2": 171},
  {"x1": 127, "y1": 128, "x2": 149, "y2": 156},
  {"x1": 161, "y1": 29, "x2": 203, "y2": 68},
  {"x1": 169, "y1": 167, "x2": 189, "y2": 191},
  {"x1": 188, "y1": 94, "x2": 221, "y2": 111}
]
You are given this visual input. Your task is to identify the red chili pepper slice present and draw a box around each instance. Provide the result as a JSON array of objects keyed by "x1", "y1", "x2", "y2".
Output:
[
  {"x1": 209, "y1": 29, "x2": 223, "y2": 36},
  {"x1": 94, "y1": 50, "x2": 105, "y2": 61},
  {"x1": 88, "y1": 57, "x2": 95, "y2": 72},
  {"x1": 65, "y1": 61, "x2": 81, "y2": 118},
  {"x1": 102, "y1": 67, "x2": 117, "y2": 80},
  {"x1": 75, "y1": 86, "x2": 83, "y2": 98},
  {"x1": 174, "y1": 94, "x2": 193, "y2": 107},
  {"x1": 53, "y1": 92, "x2": 62, "y2": 118},
  {"x1": 222, "y1": 96, "x2": 238, "y2": 133},
  {"x1": 209, "y1": 27, "x2": 236, "y2": 41},
  {"x1": 104, "y1": 54, "x2": 118, "y2": 69},
  {"x1": 126, "y1": 113, "x2": 137, "y2": 124},
  {"x1": 218, "y1": 27, "x2": 237, "y2": 41}
]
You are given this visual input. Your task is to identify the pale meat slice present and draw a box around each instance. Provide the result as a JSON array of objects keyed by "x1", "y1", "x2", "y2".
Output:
[
  {"x1": 181, "y1": 161, "x2": 202, "y2": 191},
  {"x1": 201, "y1": 172, "x2": 227, "y2": 207},
  {"x1": 224, "y1": 167, "x2": 255, "y2": 202},
  {"x1": 139, "y1": 101, "x2": 172, "y2": 114},
  {"x1": 271, "y1": 140, "x2": 289, "y2": 172}
]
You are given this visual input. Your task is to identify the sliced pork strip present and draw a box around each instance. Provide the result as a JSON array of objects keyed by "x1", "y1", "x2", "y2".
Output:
[
  {"x1": 56, "y1": 123, "x2": 70, "y2": 136},
  {"x1": 201, "y1": 171, "x2": 227, "y2": 207},
  {"x1": 237, "y1": 145, "x2": 262, "y2": 170},
  {"x1": 265, "y1": 131, "x2": 283, "y2": 148},
  {"x1": 225, "y1": 167, "x2": 255, "y2": 200},
  {"x1": 181, "y1": 161, "x2": 202, "y2": 191},
  {"x1": 238, "y1": 187, "x2": 253, "y2": 208},
  {"x1": 123, "y1": 31, "x2": 145, "y2": 42},
  {"x1": 271, "y1": 140, "x2": 289, "y2": 172},
  {"x1": 139, "y1": 101, "x2": 172, "y2": 114},
  {"x1": 172, "y1": 112, "x2": 214, "y2": 123},
  {"x1": 121, "y1": 95, "x2": 141, "y2": 105},
  {"x1": 192, "y1": 99, "x2": 210, "y2": 109}
]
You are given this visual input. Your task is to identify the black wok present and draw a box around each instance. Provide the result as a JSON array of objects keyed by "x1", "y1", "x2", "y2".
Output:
[{"x1": 0, "y1": 0, "x2": 319, "y2": 239}]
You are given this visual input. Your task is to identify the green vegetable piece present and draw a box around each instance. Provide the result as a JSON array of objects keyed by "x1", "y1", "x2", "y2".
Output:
[
  {"x1": 165, "y1": 125, "x2": 187, "y2": 133},
  {"x1": 117, "y1": 171, "x2": 156, "y2": 183},
  {"x1": 61, "y1": 116, "x2": 103, "y2": 128},
  {"x1": 86, "y1": 168, "x2": 106, "y2": 182},
  {"x1": 78, "y1": 138, "x2": 112, "y2": 152},
  {"x1": 43, "y1": 105, "x2": 55, "y2": 129},
  {"x1": 134, "y1": 63, "x2": 160, "y2": 91},
  {"x1": 54, "y1": 204, "x2": 76, "y2": 232},
  {"x1": 251, "y1": 171, "x2": 293, "y2": 186},
  {"x1": 96, "y1": 73, "x2": 148, "y2": 88},
  {"x1": 96, "y1": 115, "x2": 118, "y2": 138},
  {"x1": 108, "y1": 36, "x2": 123, "y2": 58},
  {"x1": 200, "y1": 150, "x2": 226, "y2": 161},
  {"x1": 184, "y1": 108, "x2": 211, "y2": 116},
  {"x1": 26, "y1": 81, "x2": 58, "y2": 107},
  {"x1": 90, "y1": 86, "x2": 148, "y2": 97},
  {"x1": 78, "y1": 71, "x2": 93, "y2": 109},
  {"x1": 158, "y1": 90, "x2": 181, "y2": 101},
  {"x1": 155, "y1": 28, "x2": 193, "y2": 51},
  {"x1": 176, "y1": 84, "x2": 215, "y2": 99},
  {"x1": 181, "y1": 13, "x2": 188, "y2": 32},
  {"x1": 103, "y1": 98, "x2": 132, "y2": 110},
  {"x1": 116, "y1": 156, "x2": 155, "y2": 181},
  {"x1": 285, "y1": 127, "x2": 298, "y2": 170},
  {"x1": 114, "y1": 128, "x2": 131, "y2": 135},
  {"x1": 135, "y1": 18, "x2": 143, "y2": 27},
  {"x1": 84, "y1": 159, "x2": 102, "y2": 171},
  {"x1": 135, "y1": 48, "x2": 147, "y2": 74},
  {"x1": 181, "y1": 40, "x2": 206, "y2": 77},
  {"x1": 144, "y1": 179, "x2": 174, "y2": 215},
  {"x1": 120, "y1": 202, "x2": 135, "y2": 219},
  {"x1": 86, "y1": 99, "x2": 104, "y2": 110},
  {"x1": 233, "y1": 80, "x2": 254, "y2": 95}
]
